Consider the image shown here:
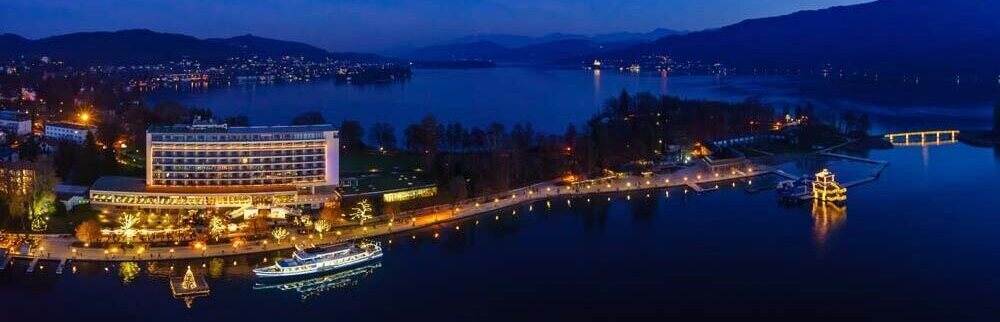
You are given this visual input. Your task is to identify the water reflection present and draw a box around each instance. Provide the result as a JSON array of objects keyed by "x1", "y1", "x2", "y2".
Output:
[
  {"x1": 253, "y1": 263, "x2": 382, "y2": 301},
  {"x1": 118, "y1": 262, "x2": 140, "y2": 285},
  {"x1": 811, "y1": 200, "x2": 846, "y2": 248}
]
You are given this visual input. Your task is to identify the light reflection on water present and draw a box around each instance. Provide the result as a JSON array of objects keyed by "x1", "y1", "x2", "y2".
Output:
[
  {"x1": 3, "y1": 143, "x2": 1000, "y2": 320},
  {"x1": 147, "y1": 68, "x2": 997, "y2": 134},
  {"x1": 811, "y1": 200, "x2": 847, "y2": 248}
]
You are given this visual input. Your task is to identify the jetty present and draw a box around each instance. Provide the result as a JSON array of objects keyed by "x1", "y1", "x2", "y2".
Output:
[
  {"x1": 55, "y1": 259, "x2": 69, "y2": 275},
  {"x1": 685, "y1": 182, "x2": 717, "y2": 193},
  {"x1": 170, "y1": 266, "x2": 210, "y2": 308},
  {"x1": 0, "y1": 249, "x2": 9, "y2": 271},
  {"x1": 26, "y1": 258, "x2": 39, "y2": 273}
]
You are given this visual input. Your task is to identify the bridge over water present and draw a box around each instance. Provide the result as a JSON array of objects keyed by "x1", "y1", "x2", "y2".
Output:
[{"x1": 884, "y1": 130, "x2": 959, "y2": 146}]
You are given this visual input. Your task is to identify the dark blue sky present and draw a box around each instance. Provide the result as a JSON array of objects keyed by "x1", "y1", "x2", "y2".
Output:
[{"x1": 2, "y1": 0, "x2": 869, "y2": 53}]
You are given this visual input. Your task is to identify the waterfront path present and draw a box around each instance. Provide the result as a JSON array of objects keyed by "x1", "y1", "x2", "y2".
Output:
[{"x1": 12, "y1": 165, "x2": 772, "y2": 263}]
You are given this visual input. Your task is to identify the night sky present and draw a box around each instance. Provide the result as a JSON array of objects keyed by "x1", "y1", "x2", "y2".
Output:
[{"x1": 2, "y1": 0, "x2": 870, "y2": 53}]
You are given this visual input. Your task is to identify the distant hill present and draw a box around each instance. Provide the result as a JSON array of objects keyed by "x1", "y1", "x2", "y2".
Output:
[
  {"x1": 407, "y1": 41, "x2": 513, "y2": 62},
  {"x1": 450, "y1": 29, "x2": 686, "y2": 47},
  {"x1": 610, "y1": 0, "x2": 1000, "y2": 78},
  {"x1": 0, "y1": 29, "x2": 382, "y2": 65},
  {"x1": 407, "y1": 28, "x2": 685, "y2": 63}
]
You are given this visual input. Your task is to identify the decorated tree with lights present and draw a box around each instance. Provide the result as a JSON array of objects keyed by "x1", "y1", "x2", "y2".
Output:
[
  {"x1": 75, "y1": 220, "x2": 102, "y2": 245},
  {"x1": 349, "y1": 199, "x2": 374, "y2": 225},
  {"x1": 0, "y1": 160, "x2": 58, "y2": 235},
  {"x1": 313, "y1": 219, "x2": 331, "y2": 237},
  {"x1": 182, "y1": 266, "x2": 198, "y2": 290},
  {"x1": 119, "y1": 212, "x2": 141, "y2": 243},
  {"x1": 208, "y1": 215, "x2": 228, "y2": 241},
  {"x1": 271, "y1": 227, "x2": 289, "y2": 244}
]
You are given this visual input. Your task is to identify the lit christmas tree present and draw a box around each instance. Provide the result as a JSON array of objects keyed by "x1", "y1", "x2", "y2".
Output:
[{"x1": 182, "y1": 266, "x2": 198, "y2": 290}]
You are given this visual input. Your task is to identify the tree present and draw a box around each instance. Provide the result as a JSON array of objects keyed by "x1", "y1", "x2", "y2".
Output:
[
  {"x1": 97, "y1": 119, "x2": 123, "y2": 147},
  {"x1": 1, "y1": 160, "x2": 58, "y2": 233},
  {"x1": 16, "y1": 138, "x2": 41, "y2": 161},
  {"x1": 319, "y1": 204, "x2": 342, "y2": 223},
  {"x1": 271, "y1": 227, "x2": 290, "y2": 243},
  {"x1": 73, "y1": 133, "x2": 101, "y2": 184},
  {"x1": 189, "y1": 107, "x2": 214, "y2": 120},
  {"x1": 224, "y1": 115, "x2": 250, "y2": 126},
  {"x1": 209, "y1": 215, "x2": 227, "y2": 241},
  {"x1": 448, "y1": 176, "x2": 469, "y2": 202},
  {"x1": 368, "y1": 122, "x2": 396, "y2": 151},
  {"x1": 75, "y1": 220, "x2": 102, "y2": 245},
  {"x1": 339, "y1": 120, "x2": 365, "y2": 152},
  {"x1": 291, "y1": 111, "x2": 326, "y2": 125},
  {"x1": 149, "y1": 101, "x2": 191, "y2": 125},
  {"x1": 313, "y1": 219, "x2": 331, "y2": 237},
  {"x1": 349, "y1": 199, "x2": 374, "y2": 224},
  {"x1": 119, "y1": 211, "x2": 140, "y2": 243}
]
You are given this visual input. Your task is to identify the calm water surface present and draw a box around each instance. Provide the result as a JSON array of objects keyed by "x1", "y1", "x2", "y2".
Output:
[
  {"x1": 3, "y1": 142, "x2": 1000, "y2": 320},
  {"x1": 148, "y1": 68, "x2": 999, "y2": 133}
]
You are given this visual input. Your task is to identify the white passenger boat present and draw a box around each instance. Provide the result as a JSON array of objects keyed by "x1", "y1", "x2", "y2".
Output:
[{"x1": 253, "y1": 242, "x2": 383, "y2": 278}]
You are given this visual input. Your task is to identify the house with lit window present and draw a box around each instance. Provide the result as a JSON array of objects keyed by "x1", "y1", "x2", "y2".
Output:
[{"x1": 44, "y1": 121, "x2": 96, "y2": 144}]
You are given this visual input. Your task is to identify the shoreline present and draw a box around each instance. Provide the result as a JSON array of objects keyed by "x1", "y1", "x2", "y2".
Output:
[{"x1": 10, "y1": 167, "x2": 775, "y2": 264}]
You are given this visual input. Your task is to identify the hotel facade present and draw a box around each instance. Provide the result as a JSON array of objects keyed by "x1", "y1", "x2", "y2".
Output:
[{"x1": 90, "y1": 121, "x2": 339, "y2": 212}]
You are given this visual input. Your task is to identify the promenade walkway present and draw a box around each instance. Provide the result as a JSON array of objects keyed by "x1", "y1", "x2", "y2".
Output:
[{"x1": 12, "y1": 164, "x2": 771, "y2": 263}]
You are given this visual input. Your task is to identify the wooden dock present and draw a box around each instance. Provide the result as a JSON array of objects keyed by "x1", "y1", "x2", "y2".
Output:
[
  {"x1": 56, "y1": 259, "x2": 69, "y2": 275},
  {"x1": 820, "y1": 152, "x2": 884, "y2": 164},
  {"x1": 0, "y1": 251, "x2": 9, "y2": 271},
  {"x1": 26, "y1": 258, "x2": 39, "y2": 273},
  {"x1": 685, "y1": 182, "x2": 717, "y2": 193},
  {"x1": 772, "y1": 169, "x2": 799, "y2": 180}
]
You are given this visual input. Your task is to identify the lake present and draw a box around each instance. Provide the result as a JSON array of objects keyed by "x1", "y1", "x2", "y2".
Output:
[
  {"x1": 3, "y1": 142, "x2": 1000, "y2": 320},
  {"x1": 148, "y1": 67, "x2": 1000, "y2": 134}
]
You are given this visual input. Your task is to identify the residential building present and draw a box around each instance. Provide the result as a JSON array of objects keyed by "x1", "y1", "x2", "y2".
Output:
[
  {"x1": 0, "y1": 111, "x2": 31, "y2": 136},
  {"x1": 44, "y1": 122, "x2": 96, "y2": 144}
]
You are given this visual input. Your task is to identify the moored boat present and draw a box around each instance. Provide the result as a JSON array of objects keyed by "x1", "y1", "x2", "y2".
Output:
[{"x1": 253, "y1": 242, "x2": 383, "y2": 278}]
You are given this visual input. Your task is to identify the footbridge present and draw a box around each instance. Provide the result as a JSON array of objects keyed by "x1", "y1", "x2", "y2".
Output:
[{"x1": 884, "y1": 130, "x2": 959, "y2": 146}]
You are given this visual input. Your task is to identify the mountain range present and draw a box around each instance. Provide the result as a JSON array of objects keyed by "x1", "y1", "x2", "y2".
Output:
[
  {"x1": 609, "y1": 0, "x2": 1000, "y2": 78},
  {"x1": 0, "y1": 29, "x2": 381, "y2": 65},
  {"x1": 406, "y1": 28, "x2": 685, "y2": 63}
]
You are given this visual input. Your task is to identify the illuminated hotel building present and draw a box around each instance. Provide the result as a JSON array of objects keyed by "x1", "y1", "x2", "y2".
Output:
[{"x1": 90, "y1": 120, "x2": 339, "y2": 211}]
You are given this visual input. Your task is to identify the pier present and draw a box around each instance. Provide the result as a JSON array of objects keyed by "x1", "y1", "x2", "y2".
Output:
[
  {"x1": 0, "y1": 250, "x2": 9, "y2": 271},
  {"x1": 26, "y1": 258, "x2": 39, "y2": 273},
  {"x1": 55, "y1": 259, "x2": 69, "y2": 275},
  {"x1": 819, "y1": 152, "x2": 889, "y2": 188},
  {"x1": 884, "y1": 130, "x2": 959, "y2": 146},
  {"x1": 171, "y1": 266, "x2": 210, "y2": 308}
]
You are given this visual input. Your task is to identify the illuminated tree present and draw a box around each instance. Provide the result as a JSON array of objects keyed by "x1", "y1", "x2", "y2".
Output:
[
  {"x1": 271, "y1": 227, "x2": 289, "y2": 244},
  {"x1": 75, "y1": 220, "x2": 102, "y2": 244},
  {"x1": 313, "y1": 219, "x2": 331, "y2": 237},
  {"x1": 319, "y1": 203, "x2": 342, "y2": 223},
  {"x1": 299, "y1": 215, "x2": 313, "y2": 228},
  {"x1": 119, "y1": 212, "x2": 141, "y2": 242},
  {"x1": 349, "y1": 199, "x2": 374, "y2": 224},
  {"x1": 208, "y1": 216, "x2": 227, "y2": 241},
  {"x1": 0, "y1": 160, "x2": 58, "y2": 234},
  {"x1": 181, "y1": 266, "x2": 198, "y2": 289}
]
